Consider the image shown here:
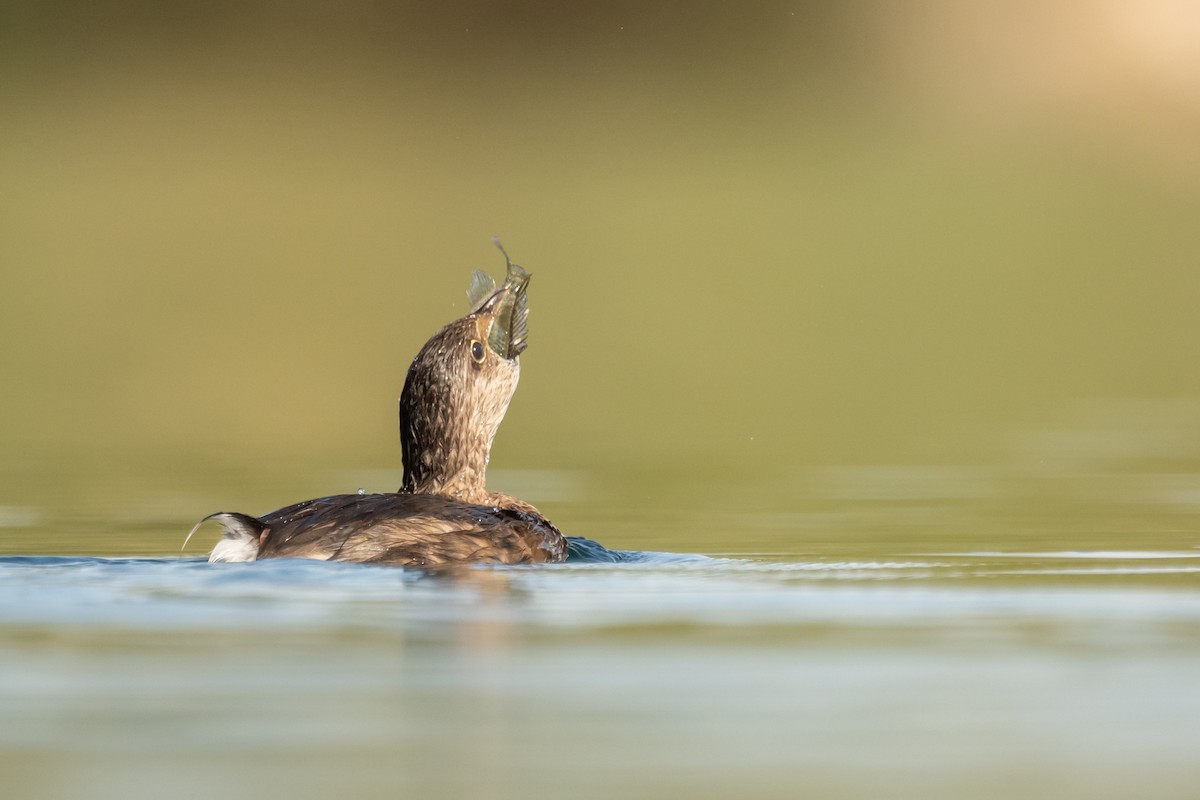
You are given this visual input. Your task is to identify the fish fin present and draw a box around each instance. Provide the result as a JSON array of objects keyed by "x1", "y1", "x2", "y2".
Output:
[
  {"x1": 467, "y1": 269, "x2": 497, "y2": 311},
  {"x1": 492, "y1": 235, "x2": 511, "y2": 267}
]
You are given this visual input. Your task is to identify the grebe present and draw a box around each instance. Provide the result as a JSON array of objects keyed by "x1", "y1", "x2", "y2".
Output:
[{"x1": 186, "y1": 246, "x2": 567, "y2": 566}]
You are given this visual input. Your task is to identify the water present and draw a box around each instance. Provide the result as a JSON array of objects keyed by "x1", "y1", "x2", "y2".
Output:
[
  {"x1": 4, "y1": 414, "x2": 1200, "y2": 800},
  {"x1": 3, "y1": 545, "x2": 1198, "y2": 800}
]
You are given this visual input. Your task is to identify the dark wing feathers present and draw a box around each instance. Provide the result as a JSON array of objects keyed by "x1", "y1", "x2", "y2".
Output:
[{"x1": 255, "y1": 493, "x2": 566, "y2": 565}]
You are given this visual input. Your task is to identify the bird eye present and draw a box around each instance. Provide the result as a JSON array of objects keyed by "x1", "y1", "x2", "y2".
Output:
[{"x1": 470, "y1": 339, "x2": 486, "y2": 363}]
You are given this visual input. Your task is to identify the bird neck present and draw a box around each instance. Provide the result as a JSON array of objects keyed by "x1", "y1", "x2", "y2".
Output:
[{"x1": 401, "y1": 433, "x2": 493, "y2": 504}]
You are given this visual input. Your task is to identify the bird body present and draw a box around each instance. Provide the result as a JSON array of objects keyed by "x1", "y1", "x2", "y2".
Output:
[
  {"x1": 188, "y1": 245, "x2": 568, "y2": 566},
  {"x1": 203, "y1": 492, "x2": 565, "y2": 566}
]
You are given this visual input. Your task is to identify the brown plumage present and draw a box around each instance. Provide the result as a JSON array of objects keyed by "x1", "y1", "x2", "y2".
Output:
[{"x1": 187, "y1": 246, "x2": 567, "y2": 566}]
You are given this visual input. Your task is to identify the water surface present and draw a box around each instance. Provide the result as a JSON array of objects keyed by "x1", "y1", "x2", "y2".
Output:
[{"x1": 3, "y1": 541, "x2": 1198, "y2": 800}]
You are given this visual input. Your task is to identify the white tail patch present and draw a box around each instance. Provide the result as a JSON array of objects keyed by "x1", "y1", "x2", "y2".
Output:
[
  {"x1": 184, "y1": 512, "x2": 264, "y2": 563},
  {"x1": 209, "y1": 535, "x2": 259, "y2": 563}
]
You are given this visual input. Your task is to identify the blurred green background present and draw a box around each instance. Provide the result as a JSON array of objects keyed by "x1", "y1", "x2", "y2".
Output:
[{"x1": 2, "y1": 1, "x2": 1200, "y2": 554}]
